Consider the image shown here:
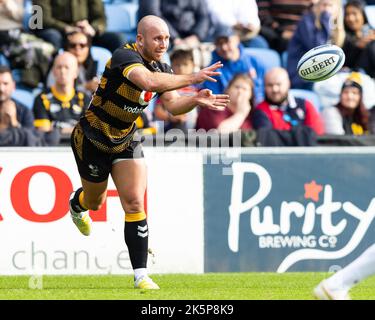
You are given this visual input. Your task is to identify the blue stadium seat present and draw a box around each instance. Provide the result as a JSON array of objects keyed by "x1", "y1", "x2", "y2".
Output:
[
  {"x1": 104, "y1": 2, "x2": 138, "y2": 41},
  {"x1": 91, "y1": 46, "x2": 112, "y2": 76},
  {"x1": 290, "y1": 88, "x2": 322, "y2": 112},
  {"x1": 243, "y1": 48, "x2": 281, "y2": 72},
  {"x1": 103, "y1": 0, "x2": 138, "y2": 3},
  {"x1": 0, "y1": 54, "x2": 10, "y2": 66},
  {"x1": 365, "y1": 5, "x2": 375, "y2": 28},
  {"x1": 281, "y1": 51, "x2": 288, "y2": 68},
  {"x1": 104, "y1": 2, "x2": 138, "y2": 33},
  {"x1": 12, "y1": 88, "x2": 35, "y2": 109},
  {"x1": 23, "y1": 0, "x2": 33, "y2": 31}
]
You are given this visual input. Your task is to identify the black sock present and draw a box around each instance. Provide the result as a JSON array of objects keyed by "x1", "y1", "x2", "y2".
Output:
[
  {"x1": 70, "y1": 187, "x2": 86, "y2": 213},
  {"x1": 124, "y1": 219, "x2": 148, "y2": 269}
]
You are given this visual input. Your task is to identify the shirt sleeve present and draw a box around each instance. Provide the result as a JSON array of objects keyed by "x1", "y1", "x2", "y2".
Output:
[
  {"x1": 252, "y1": 108, "x2": 273, "y2": 130},
  {"x1": 32, "y1": 94, "x2": 51, "y2": 128},
  {"x1": 110, "y1": 47, "x2": 145, "y2": 79},
  {"x1": 15, "y1": 103, "x2": 34, "y2": 129}
]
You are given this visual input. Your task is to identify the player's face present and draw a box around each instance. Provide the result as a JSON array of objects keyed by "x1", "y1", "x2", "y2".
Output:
[
  {"x1": 341, "y1": 87, "x2": 361, "y2": 109},
  {"x1": 215, "y1": 36, "x2": 240, "y2": 61},
  {"x1": 0, "y1": 72, "x2": 15, "y2": 103},
  {"x1": 265, "y1": 74, "x2": 289, "y2": 105},
  {"x1": 344, "y1": 5, "x2": 365, "y2": 32},
  {"x1": 142, "y1": 27, "x2": 170, "y2": 62}
]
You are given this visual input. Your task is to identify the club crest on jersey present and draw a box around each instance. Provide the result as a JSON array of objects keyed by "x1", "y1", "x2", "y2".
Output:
[
  {"x1": 139, "y1": 91, "x2": 156, "y2": 106},
  {"x1": 50, "y1": 103, "x2": 61, "y2": 113}
]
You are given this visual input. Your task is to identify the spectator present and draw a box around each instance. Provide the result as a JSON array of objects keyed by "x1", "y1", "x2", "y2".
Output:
[
  {"x1": 0, "y1": 0, "x2": 55, "y2": 88},
  {"x1": 202, "y1": 25, "x2": 266, "y2": 104},
  {"x1": 0, "y1": 65, "x2": 56, "y2": 146},
  {"x1": 343, "y1": 0, "x2": 375, "y2": 78},
  {"x1": 252, "y1": 67, "x2": 324, "y2": 146},
  {"x1": 205, "y1": 0, "x2": 268, "y2": 48},
  {"x1": 196, "y1": 73, "x2": 255, "y2": 133},
  {"x1": 65, "y1": 31, "x2": 100, "y2": 93},
  {"x1": 138, "y1": 0, "x2": 211, "y2": 48},
  {"x1": 154, "y1": 49, "x2": 199, "y2": 133},
  {"x1": 32, "y1": 0, "x2": 126, "y2": 53},
  {"x1": 287, "y1": 0, "x2": 346, "y2": 89},
  {"x1": 46, "y1": 31, "x2": 100, "y2": 95},
  {"x1": 322, "y1": 72, "x2": 371, "y2": 134},
  {"x1": 33, "y1": 52, "x2": 90, "y2": 139},
  {"x1": 0, "y1": 66, "x2": 34, "y2": 129},
  {"x1": 257, "y1": 0, "x2": 314, "y2": 53}
]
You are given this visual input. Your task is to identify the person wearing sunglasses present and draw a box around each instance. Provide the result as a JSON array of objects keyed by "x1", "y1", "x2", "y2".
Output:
[{"x1": 65, "y1": 31, "x2": 100, "y2": 94}]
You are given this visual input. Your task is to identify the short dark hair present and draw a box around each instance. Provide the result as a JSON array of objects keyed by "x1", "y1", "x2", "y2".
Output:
[
  {"x1": 170, "y1": 49, "x2": 194, "y2": 63},
  {"x1": 0, "y1": 65, "x2": 13, "y2": 79}
]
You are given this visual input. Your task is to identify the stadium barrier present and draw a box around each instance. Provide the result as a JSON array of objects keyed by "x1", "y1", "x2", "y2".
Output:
[{"x1": 0, "y1": 147, "x2": 374, "y2": 275}]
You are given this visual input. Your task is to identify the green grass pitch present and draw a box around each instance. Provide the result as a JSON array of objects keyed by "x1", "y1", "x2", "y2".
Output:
[{"x1": 1, "y1": 273, "x2": 374, "y2": 300}]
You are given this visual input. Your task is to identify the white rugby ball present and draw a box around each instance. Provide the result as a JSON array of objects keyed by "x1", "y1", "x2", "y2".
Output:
[{"x1": 297, "y1": 44, "x2": 345, "y2": 82}]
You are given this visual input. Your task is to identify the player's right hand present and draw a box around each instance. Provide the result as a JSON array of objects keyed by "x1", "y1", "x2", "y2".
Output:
[{"x1": 193, "y1": 61, "x2": 223, "y2": 84}]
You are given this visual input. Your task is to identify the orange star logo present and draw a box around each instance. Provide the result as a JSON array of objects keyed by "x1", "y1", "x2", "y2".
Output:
[{"x1": 304, "y1": 180, "x2": 323, "y2": 202}]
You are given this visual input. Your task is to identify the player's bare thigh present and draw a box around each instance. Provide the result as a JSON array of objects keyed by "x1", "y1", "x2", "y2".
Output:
[
  {"x1": 81, "y1": 178, "x2": 108, "y2": 210},
  {"x1": 111, "y1": 158, "x2": 147, "y2": 213}
]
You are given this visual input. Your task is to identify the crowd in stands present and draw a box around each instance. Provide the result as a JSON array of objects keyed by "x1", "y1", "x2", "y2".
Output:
[{"x1": 0, "y1": 0, "x2": 374, "y2": 147}]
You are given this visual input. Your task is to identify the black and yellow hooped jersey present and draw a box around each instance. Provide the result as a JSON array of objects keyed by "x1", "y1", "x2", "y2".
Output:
[
  {"x1": 33, "y1": 86, "x2": 89, "y2": 129},
  {"x1": 79, "y1": 43, "x2": 172, "y2": 153}
]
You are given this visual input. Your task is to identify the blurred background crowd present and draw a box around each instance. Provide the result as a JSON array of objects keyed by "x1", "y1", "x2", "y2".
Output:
[{"x1": 0, "y1": 0, "x2": 375, "y2": 147}]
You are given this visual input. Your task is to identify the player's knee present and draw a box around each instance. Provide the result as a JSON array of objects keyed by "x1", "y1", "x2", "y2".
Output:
[{"x1": 125, "y1": 197, "x2": 144, "y2": 212}]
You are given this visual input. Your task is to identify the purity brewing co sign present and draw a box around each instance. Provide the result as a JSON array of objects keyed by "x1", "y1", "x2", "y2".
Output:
[{"x1": 203, "y1": 152, "x2": 375, "y2": 272}]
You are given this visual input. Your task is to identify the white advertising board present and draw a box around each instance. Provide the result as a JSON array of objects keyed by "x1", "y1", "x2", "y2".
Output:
[{"x1": 0, "y1": 148, "x2": 204, "y2": 275}]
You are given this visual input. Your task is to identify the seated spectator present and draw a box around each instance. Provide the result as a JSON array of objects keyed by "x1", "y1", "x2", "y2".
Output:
[
  {"x1": 287, "y1": 0, "x2": 346, "y2": 89},
  {"x1": 0, "y1": 0, "x2": 55, "y2": 88},
  {"x1": 32, "y1": 0, "x2": 126, "y2": 53},
  {"x1": 322, "y1": 72, "x2": 371, "y2": 134},
  {"x1": 138, "y1": 0, "x2": 211, "y2": 48},
  {"x1": 196, "y1": 73, "x2": 255, "y2": 133},
  {"x1": 257, "y1": 0, "x2": 314, "y2": 53},
  {"x1": 46, "y1": 31, "x2": 100, "y2": 95},
  {"x1": 0, "y1": 65, "x2": 58, "y2": 146},
  {"x1": 0, "y1": 66, "x2": 34, "y2": 129},
  {"x1": 202, "y1": 25, "x2": 266, "y2": 104},
  {"x1": 205, "y1": 0, "x2": 268, "y2": 48},
  {"x1": 252, "y1": 67, "x2": 324, "y2": 146},
  {"x1": 343, "y1": 0, "x2": 375, "y2": 78},
  {"x1": 33, "y1": 52, "x2": 90, "y2": 138},
  {"x1": 154, "y1": 49, "x2": 199, "y2": 133},
  {"x1": 313, "y1": 70, "x2": 375, "y2": 110}
]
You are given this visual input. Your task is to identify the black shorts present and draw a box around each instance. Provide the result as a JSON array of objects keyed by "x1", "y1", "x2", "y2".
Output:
[{"x1": 71, "y1": 124, "x2": 144, "y2": 183}]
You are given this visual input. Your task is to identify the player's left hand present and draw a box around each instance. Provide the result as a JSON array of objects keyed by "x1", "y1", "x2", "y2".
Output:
[{"x1": 196, "y1": 89, "x2": 229, "y2": 111}]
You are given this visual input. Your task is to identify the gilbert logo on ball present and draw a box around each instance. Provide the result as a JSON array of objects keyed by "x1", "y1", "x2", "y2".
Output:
[{"x1": 297, "y1": 44, "x2": 345, "y2": 82}]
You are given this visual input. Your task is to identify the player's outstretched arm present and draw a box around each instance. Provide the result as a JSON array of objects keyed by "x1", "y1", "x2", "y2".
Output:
[
  {"x1": 127, "y1": 62, "x2": 224, "y2": 93},
  {"x1": 160, "y1": 89, "x2": 230, "y2": 116}
]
